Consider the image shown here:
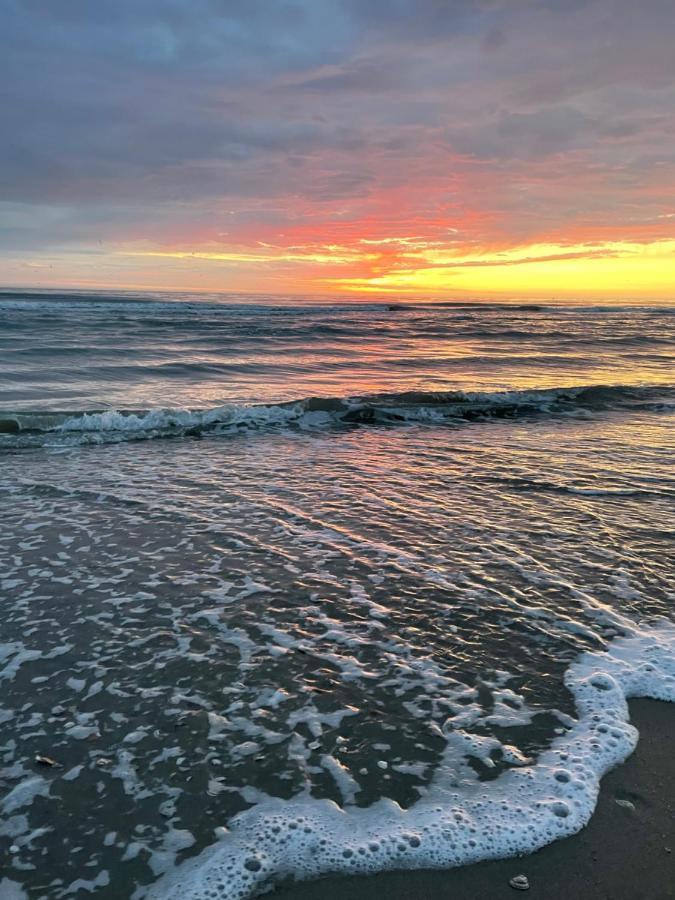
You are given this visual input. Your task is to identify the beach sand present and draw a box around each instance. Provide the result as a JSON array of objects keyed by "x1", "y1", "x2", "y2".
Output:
[{"x1": 274, "y1": 699, "x2": 674, "y2": 900}]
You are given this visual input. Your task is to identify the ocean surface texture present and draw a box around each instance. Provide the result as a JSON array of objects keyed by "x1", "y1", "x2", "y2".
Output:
[{"x1": 0, "y1": 291, "x2": 674, "y2": 899}]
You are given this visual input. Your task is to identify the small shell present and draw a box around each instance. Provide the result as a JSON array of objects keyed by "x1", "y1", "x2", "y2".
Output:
[
  {"x1": 509, "y1": 874, "x2": 530, "y2": 891},
  {"x1": 35, "y1": 754, "x2": 60, "y2": 768}
]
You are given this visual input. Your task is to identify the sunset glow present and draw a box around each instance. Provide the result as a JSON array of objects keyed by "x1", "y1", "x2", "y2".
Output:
[
  {"x1": 2, "y1": 1, "x2": 674, "y2": 301},
  {"x1": 122, "y1": 238, "x2": 675, "y2": 300}
]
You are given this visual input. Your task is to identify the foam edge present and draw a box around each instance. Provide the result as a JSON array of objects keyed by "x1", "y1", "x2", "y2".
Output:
[{"x1": 143, "y1": 619, "x2": 675, "y2": 900}]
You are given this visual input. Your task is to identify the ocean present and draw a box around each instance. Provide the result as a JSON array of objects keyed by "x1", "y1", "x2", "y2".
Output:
[{"x1": 0, "y1": 290, "x2": 674, "y2": 899}]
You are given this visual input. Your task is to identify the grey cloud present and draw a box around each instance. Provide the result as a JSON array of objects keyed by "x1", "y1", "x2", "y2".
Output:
[
  {"x1": 340, "y1": 0, "x2": 481, "y2": 43},
  {"x1": 1, "y1": 0, "x2": 674, "y2": 254},
  {"x1": 447, "y1": 107, "x2": 598, "y2": 160}
]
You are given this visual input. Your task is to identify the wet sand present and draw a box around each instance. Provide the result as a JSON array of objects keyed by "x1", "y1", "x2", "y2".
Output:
[{"x1": 274, "y1": 699, "x2": 675, "y2": 900}]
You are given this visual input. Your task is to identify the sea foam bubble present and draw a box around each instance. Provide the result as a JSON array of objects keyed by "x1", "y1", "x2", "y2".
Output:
[{"x1": 145, "y1": 619, "x2": 675, "y2": 900}]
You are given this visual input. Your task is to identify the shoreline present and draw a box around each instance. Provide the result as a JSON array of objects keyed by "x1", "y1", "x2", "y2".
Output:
[{"x1": 273, "y1": 699, "x2": 675, "y2": 900}]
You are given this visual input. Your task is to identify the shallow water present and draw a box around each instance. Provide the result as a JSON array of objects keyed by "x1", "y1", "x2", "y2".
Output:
[
  {"x1": 1, "y1": 291, "x2": 673, "y2": 417},
  {"x1": 0, "y1": 292, "x2": 673, "y2": 898}
]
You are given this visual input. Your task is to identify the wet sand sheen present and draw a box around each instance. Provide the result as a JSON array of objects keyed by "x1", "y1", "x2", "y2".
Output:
[{"x1": 274, "y1": 699, "x2": 675, "y2": 900}]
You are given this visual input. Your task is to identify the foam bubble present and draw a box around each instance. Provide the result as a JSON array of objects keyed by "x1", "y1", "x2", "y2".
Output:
[{"x1": 147, "y1": 620, "x2": 674, "y2": 899}]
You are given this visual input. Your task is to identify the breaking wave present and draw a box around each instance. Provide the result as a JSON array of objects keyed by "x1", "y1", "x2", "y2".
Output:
[
  {"x1": 0, "y1": 385, "x2": 675, "y2": 446},
  {"x1": 1, "y1": 383, "x2": 672, "y2": 449}
]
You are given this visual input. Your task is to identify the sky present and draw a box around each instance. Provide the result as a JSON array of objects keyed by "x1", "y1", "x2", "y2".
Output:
[{"x1": 1, "y1": 0, "x2": 674, "y2": 300}]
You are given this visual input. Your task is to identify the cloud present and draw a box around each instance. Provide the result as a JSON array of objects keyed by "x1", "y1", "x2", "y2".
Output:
[{"x1": 1, "y1": 0, "x2": 674, "y2": 296}]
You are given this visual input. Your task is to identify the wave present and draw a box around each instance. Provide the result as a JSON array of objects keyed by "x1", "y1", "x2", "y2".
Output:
[
  {"x1": 475, "y1": 475, "x2": 675, "y2": 500},
  {"x1": 0, "y1": 291, "x2": 383, "y2": 316},
  {"x1": 1, "y1": 383, "x2": 672, "y2": 448}
]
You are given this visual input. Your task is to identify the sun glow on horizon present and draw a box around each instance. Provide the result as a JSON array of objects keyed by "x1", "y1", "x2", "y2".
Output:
[
  {"x1": 326, "y1": 239, "x2": 675, "y2": 298},
  {"x1": 53, "y1": 236, "x2": 670, "y2": 302}
]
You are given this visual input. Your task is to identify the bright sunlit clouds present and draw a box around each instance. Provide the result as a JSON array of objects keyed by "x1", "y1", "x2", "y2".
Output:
[{"x1": 2, "y1": 1, "x2": 674, "y2": 301}]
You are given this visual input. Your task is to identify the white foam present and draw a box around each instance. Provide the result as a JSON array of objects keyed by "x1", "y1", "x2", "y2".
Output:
[
  {"x1": 0, "y1": 644, "x2": 43, "y2": 682},
  {"x1": 53, "y1": 402, "x2": 320, "y2": 437},
  {"x1": 62, "y1": 871, "x2": 110, "y2": 895},
  {"x1": 0, "y1": 879, "x2": 28, "y2": 900},
  {"x1": 2, "y1": 777, "x2": 50, "y2": 815},
  {"x1": 147, "y1": 620, "x2": 675, "y2": 900},
  {"x1": 320, "y1": 755, "x2": 360, "y2": 805}
]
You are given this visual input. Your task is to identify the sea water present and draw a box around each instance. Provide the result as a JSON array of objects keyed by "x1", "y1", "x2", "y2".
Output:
[{"x1": 0, "y1": 291, "x2": 673, "y2": 898}]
